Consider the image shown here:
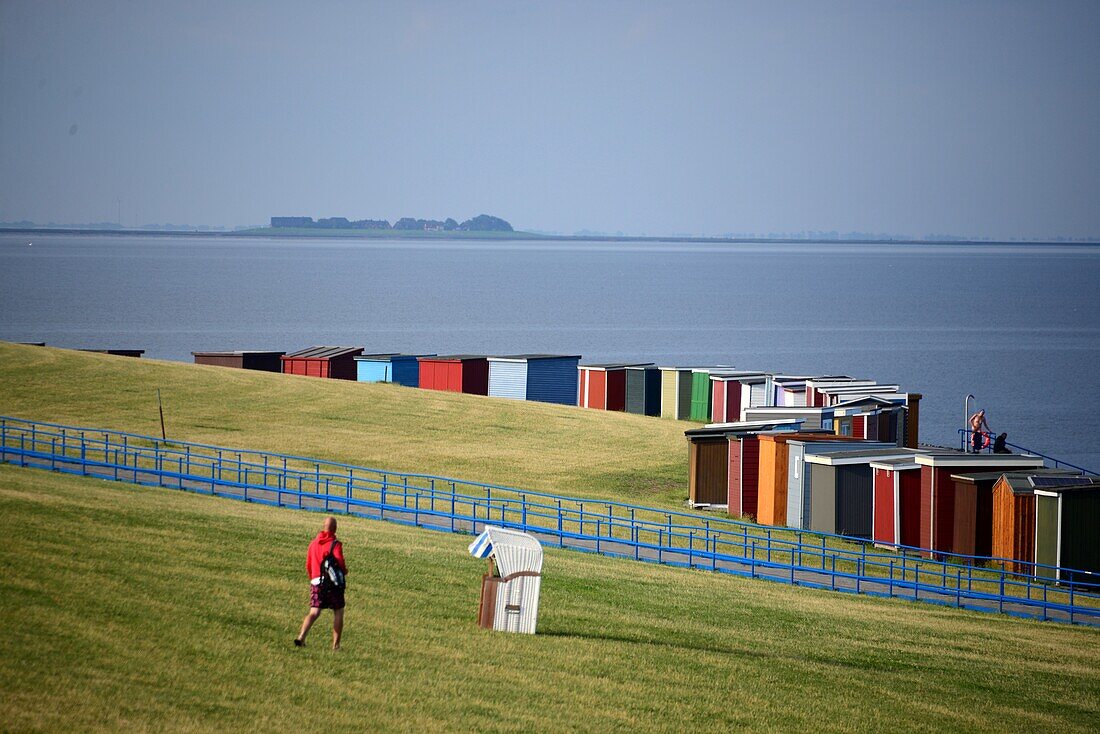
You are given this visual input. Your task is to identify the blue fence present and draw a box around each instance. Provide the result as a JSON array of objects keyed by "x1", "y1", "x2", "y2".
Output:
[{"x1": 2, "y1": 415, "x2": 1098, "y2": 626}]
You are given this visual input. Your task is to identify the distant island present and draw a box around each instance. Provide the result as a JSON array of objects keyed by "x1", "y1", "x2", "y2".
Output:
[{"x1": 269, "y1": 214, "x2": 513, "y2": 232}]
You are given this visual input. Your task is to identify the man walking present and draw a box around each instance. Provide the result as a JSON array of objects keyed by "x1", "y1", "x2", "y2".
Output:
[{"x1": 295, "y1": 516, "x2": 347, "y2": 650}]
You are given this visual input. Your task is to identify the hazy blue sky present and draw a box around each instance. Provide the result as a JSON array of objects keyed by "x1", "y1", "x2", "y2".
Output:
[{"x1": 2, "y1": 1, "x2": 1098, "y2": 238}]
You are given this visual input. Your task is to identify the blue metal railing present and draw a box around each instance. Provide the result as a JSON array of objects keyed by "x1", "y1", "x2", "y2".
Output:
[
  {"x1": 2, "y1": 416, "x2": 1098, "y2": 625},
  {"x1": 958, "y1": 429, "x2": 1098, "y2": 476}
]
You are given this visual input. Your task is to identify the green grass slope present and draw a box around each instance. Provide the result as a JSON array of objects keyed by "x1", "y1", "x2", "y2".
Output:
[
  {"x1": 1, "y1": 465, "x2": 1098, "y2": 733},
  {"x1": 0, "y1": 343, "x2": 690, "y2": 506}
]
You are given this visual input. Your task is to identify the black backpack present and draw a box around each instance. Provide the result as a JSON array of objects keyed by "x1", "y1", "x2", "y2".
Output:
[{"x1": 319, "y1": 540, "x2": 346, "y2": 591}]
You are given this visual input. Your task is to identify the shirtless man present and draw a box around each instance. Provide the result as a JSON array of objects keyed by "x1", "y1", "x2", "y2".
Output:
[{"x1": 969, "y1": 409, "x2": 991, "y2": 453}]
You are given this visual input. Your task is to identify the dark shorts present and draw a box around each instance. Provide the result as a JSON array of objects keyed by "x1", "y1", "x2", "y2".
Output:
[{"x1": 309, "y1": 583, "x2": 345, "y2": 611}]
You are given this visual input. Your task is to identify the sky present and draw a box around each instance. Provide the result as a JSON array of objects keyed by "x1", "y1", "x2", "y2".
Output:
[{"x1": 1, "y1": 1, "x2": 1098, "y2": 239}]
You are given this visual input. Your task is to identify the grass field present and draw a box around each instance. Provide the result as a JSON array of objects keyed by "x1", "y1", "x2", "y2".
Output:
[
  {"x1": 0, "y1": 343, "x2": 690, "y2": 507},
  {"x1": 1, "y1": 464, "x2": 1098, "y2": 732}
]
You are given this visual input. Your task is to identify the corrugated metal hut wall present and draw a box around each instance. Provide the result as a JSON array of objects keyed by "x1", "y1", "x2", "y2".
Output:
[
  {"x1": 690, "y1": 372, "x2": 712, "y2": 421},
  {"x1": 873, "y1": 468, "x2": 896, "y2": 545},
  {"x1": 853, "y1": 414, "x2": 867, "y2": 439},
  {"x1": 808, "y1": 463, "x2": 836, "y2": 534},
  {"x1": 991, "y1": 477, "x2": 1035, "y2": 574},
  {"x1": 836, "y1": 465, "x2": 873, "y2": 538},
  {"x1": 756, "y1": 436, "x2": 789, "y2": 526},
  {"x1": 356, "y1": 360, "x2": 391, "y2": 383},
  {"x1": 624, "y1": 369, "x2": 646, "y2": 415},
  {"x1": 661, "y1": 371, "x2": 679, "y2": 418},
  {"x1": 526, "y1": 357, "x2": 579, "y2": 405},
  {"x1": 488, "y1": 360, "x2": 529, "y2": 400},
  {"x1": 1061, "y1": 489, "x2": 1100, "y2": 581},
  {"x1": 688, "y1": 437, "x2": 729, "y2": 505},
  {"x1": 606, "y1": 370, "x2": 628, "y2": 411},
  {"x1": 461, "y1": 359, "x2": 490, "y2": 395},
  {"x1": 1034, "y1": 494, "x2": 1059, "y2": 579},
  {"x1": 391, "y1": 356, "x2": 421, "y2": 387}
]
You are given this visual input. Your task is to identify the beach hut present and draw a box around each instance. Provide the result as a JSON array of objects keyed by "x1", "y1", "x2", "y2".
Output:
[
  {"x1": 689, "y1": 369, "x2": 714, "y2": 421},
  {"x1": 354, "y1": 353, "x2": 434, "y2": 387},
  {"x1": 743, "y1": 405, "x2": 837, "y2": 431},
  {"x1": 991, "y1": 473, "x2": 1092, "y2": 575},
  {"x1": 685, "y1": 420, "x2": 804, "y2": 509},
  {"x1": 624, "y1": 365, "x2": 661, "y2": 416},
  {"x1": 804, "y1": 447, "x2": 925, "y2": 537},
  {"x1": 1033, "y1": 479, "x2": 1100, "y2": 583},
  {"x1": 870, "y1": 458, "x2": 923, "y2": 549},
  {"x1": 805, "y1": 377, "x2": 866, "y2": 407},
  {"x1": 468, "y1": 526, "x2": 544, "y2": 634},
  {"x1": 192, "y1": 350, "x2": 285, "y2": 372},
  {"x1": 737, "y1": 373, "x2": 774, "y2": 415},
  {"x1": 946, "y1": 468, "x2": 1077, "y2": 558},
  {"x1": 487, "y1": 354, "x2": 581, "y2": 405},
  {"x1": 418, "y1": 355, "x2": 490, "y2": 395},
  {"x1": 578, "y1": 363, "x2": 651, "y2": 410},
  {"x1": 659, "y1": 367, "x2": 694, "y2": 420},
  {"x1": 772, "y1": 376, "x2": 811, "y2": 407},
  {"x1": 280, "y1": 346, "x2": 363, "y2": 379},
  {"x1": 757, "y1": 431, "x2": 865, "y2": 527},
  {"x1": 915, "y1": 453, "x2": 1046, "y2": 557},
  {"x1": 785, "y1": 439, "x2": 895, "y2": 530},
  {"x1": 709, "y1": 371, "x2": 765, "y2": 423}
]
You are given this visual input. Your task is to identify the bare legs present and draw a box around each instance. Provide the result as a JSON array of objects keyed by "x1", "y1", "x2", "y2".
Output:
[
  {"x1": 332, "y1": 607, "x2": 344, "y2": 650},
  {"x1": 296, "y1": 606, "x2": 343, "y2": 650}
]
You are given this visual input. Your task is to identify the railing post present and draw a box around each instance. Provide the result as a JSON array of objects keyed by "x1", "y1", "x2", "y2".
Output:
[
  {"x1": 999, "y1": 574, "x2": 1004, "y2": 614},
  {"x1": 750, "y1": 541, "x2": 756, "y2": 578},
  {"x1": 557, "y1": 500, "x2": 563, "y2": 547},
  {"x1": 889, "y1": 560, "x2": 894, "y2": 596}
]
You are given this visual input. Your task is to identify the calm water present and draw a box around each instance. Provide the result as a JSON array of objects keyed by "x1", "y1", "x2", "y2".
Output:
[{"x1": 1, "y1": 233, "x2": 1098, "y2": 470}]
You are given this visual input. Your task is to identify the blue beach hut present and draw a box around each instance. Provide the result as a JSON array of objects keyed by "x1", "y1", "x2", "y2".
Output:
[
  {"x1": 355, "y1": 353, "x2": 435, "y2": 387},
  {"x1": 487, "y1": 354, "x2": 582, "y2": 405}
]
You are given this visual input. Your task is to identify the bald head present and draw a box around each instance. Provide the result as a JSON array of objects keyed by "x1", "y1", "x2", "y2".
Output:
[{"x1": 323, "y1": 516, "x2": 337, "y2": 534}]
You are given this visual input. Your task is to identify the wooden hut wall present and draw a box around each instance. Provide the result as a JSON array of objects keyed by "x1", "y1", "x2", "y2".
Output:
[
  {"x1": 873, "y1": 468, "x2": 897, "y2": 546},
  {"x1": 688, "y1": 437, "x2": 729, "y2": 505},
  {"x1": 727, "y1": 436, "x2": 761, "y2": 518},
  {"x1": 1060, "y1": 489, "x2": 1100, "y2": 583},
  {"x1": 756, "y1": 435, "x2": 789, "y2": 527},
  {"x1": 991, "y1": 477, "x2": 1035, "y2": 574}
]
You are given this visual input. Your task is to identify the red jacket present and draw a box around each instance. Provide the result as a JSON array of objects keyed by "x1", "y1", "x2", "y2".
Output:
[{"x1": 306, "y1": 531, "x2": 347, "y2": 580}]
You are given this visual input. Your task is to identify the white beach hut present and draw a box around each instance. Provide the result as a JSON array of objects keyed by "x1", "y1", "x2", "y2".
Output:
[{"x1": 468, "y1": 526, "x2": 544, "y2": 634}]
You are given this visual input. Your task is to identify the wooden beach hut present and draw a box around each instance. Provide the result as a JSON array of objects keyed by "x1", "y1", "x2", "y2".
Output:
[
  {"x1": 280, "y1": 346, "x2": 363, "y2": 380},
  {"x1": 578, "y1": 363, "x2": 651, "y2": 411},
  {"x1": 624, "y1": 365, "x2": 661, "y2": 416},
  {"x1": 80, "y1": 349, "x2": 145, "y2": 358},
  {"x1": 193, "y1": 350, "x2": 285, "y2": 372},
  {"x1": 659, "y1": 367, "x2": 694, "y2": 420},
  {"x1": 914, "y1": 453, "x2": 1046, "y2": 557},
  {"x1": 870, "y1": 458, "x2": 923, "y2": 549},
  {"x1": 757, "y1": 432, "x2": 868, "y2": 527},
  {"x1": 487, "y1": 354, "x2": 581, "y2": 405},
  {"x1": 685, "y1": 420, "x2": 804, "y2": 509},
  {"x1": 418, "y1": 355, "x2": 490, "y2": 395},
  {"x1": 689, "y1": 369, "x2": 714, "y2": 422}
]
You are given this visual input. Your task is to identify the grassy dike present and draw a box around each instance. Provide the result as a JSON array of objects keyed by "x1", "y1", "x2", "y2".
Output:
[
  {"x1": 1, "y1": 465, "x2": 1098, "y2": 732},
  {"x1": 0, "y1": 343, "x2": 690, "y2": 507}
]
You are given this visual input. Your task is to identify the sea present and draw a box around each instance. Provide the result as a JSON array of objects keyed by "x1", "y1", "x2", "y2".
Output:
[{"x1": 1, "y1": 232, "x2": 1097, "y2": 471}]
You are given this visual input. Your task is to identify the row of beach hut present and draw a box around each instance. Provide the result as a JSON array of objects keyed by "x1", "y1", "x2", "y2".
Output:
[
  {"x1": 685, "y1": 421, "x2": 1099, "y2": 579},
  {"x1": 192, "y1": 349, "x2": 923, "y2": 438}
]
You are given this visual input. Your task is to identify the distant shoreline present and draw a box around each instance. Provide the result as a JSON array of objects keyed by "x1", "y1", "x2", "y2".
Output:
[{"x1": 1, "y1": 226, "x2": 1097, "y2": 247}]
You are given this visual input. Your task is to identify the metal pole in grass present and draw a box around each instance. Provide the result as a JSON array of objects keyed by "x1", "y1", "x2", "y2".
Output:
[
  {"x1": 957, "y1": 569, "x2": 961, "y2": 607},
  {"x1": 156, "y1": 389, "x2": 166, "y2": 441},
  {"x1": 915, "y1": 565, "x2": 919, "y2": 601},
  {"x1": 889, "y1": 560, "x2": 894, "y2": 596},
  {"x1": 750, "y1": 541, "x2": 756, "y2": 578},
  {"x1": 557, "y1": 500, "x2": 563, "y2": 547},
  {"x1": 999, "y1": 575, "x2": 1004, "y2": 613}
]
